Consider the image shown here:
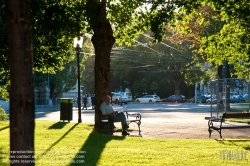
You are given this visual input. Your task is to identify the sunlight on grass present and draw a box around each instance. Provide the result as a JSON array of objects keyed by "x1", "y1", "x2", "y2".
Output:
[
  {"x1": 226, "y1": 119, "x2": 250, "y2": 123},
  {"x1": 0, "y1": 120, "x2": 250, "y2": 165},
  {"x1": 228, "y1": 108, "x2": 249, "y2": 113}
]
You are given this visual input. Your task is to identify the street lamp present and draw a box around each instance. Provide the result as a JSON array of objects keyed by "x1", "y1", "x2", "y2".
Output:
[{"x1": 74, "y1": 36, "x2": 83, "y2": 123}]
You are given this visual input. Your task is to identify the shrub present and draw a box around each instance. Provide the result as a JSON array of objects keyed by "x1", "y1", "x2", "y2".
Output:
[{"x1": 0, "y1": 106, "x2": 8, "y2": 121}]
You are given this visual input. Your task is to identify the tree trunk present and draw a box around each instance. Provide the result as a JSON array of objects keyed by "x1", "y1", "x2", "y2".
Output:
[
  {"x1": 168, "y1": 72, "x2": 183, "y2": 95},
  {"x1": 6, "y1": 1, "x2": 35, "y2": 165},
  {"x1": 86, "y1": 0, "x2": 115, "y2": 127},
  {"x1": 174, "y1": 80, "x2": 181, "y2": 95}
]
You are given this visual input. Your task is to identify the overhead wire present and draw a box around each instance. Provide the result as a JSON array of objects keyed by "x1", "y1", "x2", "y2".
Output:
[{"x1": 141, "y1": 34, "x2": 182, "y2": 52}]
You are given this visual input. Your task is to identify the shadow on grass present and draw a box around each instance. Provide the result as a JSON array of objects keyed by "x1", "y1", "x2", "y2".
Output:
[
  {"x1": 85, "y1": 124, "x2": 95, "y2": 127},
  {"x1": 216, "y1": 139, "x2": 250, "y2": 151},
  {"x1": 36, "y1": 123, "x2": 79, "y2": 160},
  {"x1": 48, "y1": 122, "x2": 68, "y2": 129},
  {"x1": 70, "y1": 129, "x2": 126, "y2": 166},
  {"x1": 217, "y1": 139, "x2": 250, "y2": 144},
  {"x1": 0, "y1": 126, "x2": 9, "y2": 132}
]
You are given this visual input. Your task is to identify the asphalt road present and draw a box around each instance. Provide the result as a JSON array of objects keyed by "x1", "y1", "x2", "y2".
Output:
[
  {"x1": 34, "y1": 102, "x2": 250, "y2": 124},
  {"x1": 35, "y1": 102, "x2": 215, "y2": 122}
]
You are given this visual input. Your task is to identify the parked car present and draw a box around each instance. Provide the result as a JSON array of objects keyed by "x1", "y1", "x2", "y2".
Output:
[
  {"x1": 162, "y1": 95, "x2": 184, "y2": 103},
  {"x1": 206, "y1": 98, "x2": 218, "y2": 104},
  {"x1": 230, "y1": 95, "x2": 241, "y2": 103},
  {"x1": 243, "y1": 94, "x2": 249, "y2": 102},
  {"x1": 181, "y1": 95, "x2": 186, "y2": 102},
  {"x1": 206, "y1": 95, "x2": 217, "y2": 104},
  {"x1": 120, "y1": 92, "x2": 132, "y2": 102},
  {"x1": 190, "y1": 94, "x2": 216, "y2": 103},
  {"x1": 135, "y1": 95, "x2": 161, "y2": 102},
  {"x1": 111, "y1": 92, "x2": 128, "y2": 104}
]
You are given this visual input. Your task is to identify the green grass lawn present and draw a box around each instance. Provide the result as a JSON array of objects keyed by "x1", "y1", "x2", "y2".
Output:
[
  {"x1": 0, "y1": 120, "x2": 250, "y2": 166},
  {"x1": 227, "y1": 108, "x2": 250, "y2": 113}
]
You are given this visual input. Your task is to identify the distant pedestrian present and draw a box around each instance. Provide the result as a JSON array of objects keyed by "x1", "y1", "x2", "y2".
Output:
[
  {"x1": 82, "y1": 94, "x2": 88, "y2": 110},
  {"x1": 91, "y1": 93, "x2": 95, "y2": 109}
]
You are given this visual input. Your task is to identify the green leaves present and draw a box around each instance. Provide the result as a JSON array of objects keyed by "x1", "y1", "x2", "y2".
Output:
[
  {"x1": 31, "y1": 1, "x2": 86, "y2": 73},
  {"x1": 200, "y1": 20, "x2": 250, "y2": 79}
]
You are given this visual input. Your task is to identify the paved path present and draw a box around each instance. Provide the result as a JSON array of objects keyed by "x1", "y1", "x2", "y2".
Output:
[{"x1": 35, "y1": 105, "x2": 250, "y2": 139}]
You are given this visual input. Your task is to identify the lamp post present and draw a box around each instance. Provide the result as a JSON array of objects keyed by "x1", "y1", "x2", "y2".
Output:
[{"x1": 74, "y1": 37, "x2": 83, "y2": 123}]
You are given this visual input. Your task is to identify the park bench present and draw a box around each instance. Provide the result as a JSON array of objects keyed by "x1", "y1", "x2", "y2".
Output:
[
  {"x1": 208, "y1": 112, "x2": 250, "y2": 138},
  {"x1": 98, "y1": 109, "x2": 141, "y2": 136}
]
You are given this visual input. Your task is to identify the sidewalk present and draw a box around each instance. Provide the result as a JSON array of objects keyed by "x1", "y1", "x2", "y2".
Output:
[{"x1": 35, "y1": 105, "x2": 94, "y2": 123}]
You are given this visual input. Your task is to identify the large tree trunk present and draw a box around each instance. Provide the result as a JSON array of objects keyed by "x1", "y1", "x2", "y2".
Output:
[
  {"x1": 86, "y1": 0, "x2": 115, "y2": 127},
  {"x1": 174, "y1": 79, "x2": 181, "y2": 95},
  {"x1": 168, "y1": 72, "x2": 183, "y2": 95},
  {"x1": 6, "y1": 1, "x2": 35, "y2": 165}
]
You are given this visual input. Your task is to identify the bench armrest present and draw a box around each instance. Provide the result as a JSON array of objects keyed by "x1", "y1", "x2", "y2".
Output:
[
  {"x1": 208, "y1": 117, "x2": 224, "y2": 129},
  {"x1": 124, "y1": 111, "x2": 141, "y2": 120}
]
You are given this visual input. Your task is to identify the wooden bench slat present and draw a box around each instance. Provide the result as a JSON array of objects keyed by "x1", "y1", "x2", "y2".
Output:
[
  {"x1": 212, "y1": 126, "x2": 250, "y2": 129},
  {"x1": 221, "y1": 126, "x2": 250, "y2": 129},
  {"x1": 223, "y1": 113, "x2": 250, "y2": 119}
]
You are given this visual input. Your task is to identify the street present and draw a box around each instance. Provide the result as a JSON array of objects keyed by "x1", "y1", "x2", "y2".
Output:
[
  {"x1": 35, "y1": 103, "x2": 213, "y2": 122},
  {"x1": 35, "y1": 102, "x2": 250, "y2": 123}
]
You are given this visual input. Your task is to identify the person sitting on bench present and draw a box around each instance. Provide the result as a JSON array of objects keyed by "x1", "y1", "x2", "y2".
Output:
[{"x1": 100, "y1": 95, "x2": 130, "y2": 136}]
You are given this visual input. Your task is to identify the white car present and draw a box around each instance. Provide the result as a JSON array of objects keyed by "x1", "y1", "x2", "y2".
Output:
[
  {"x1": 120, "y1": 92, "x2": 132, "y2": 102},
  {"x1": 111, "y1": 92, "x2": 128, "y2": 104},
  {"x1": 135, "y1": 95, "x2": 161, "y2": 102}
]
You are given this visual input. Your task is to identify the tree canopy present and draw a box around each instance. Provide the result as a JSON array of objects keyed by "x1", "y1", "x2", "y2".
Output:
[
  {"x1": 199, "y1": 0, "x2": 250, "y2": 80},
  {"x1": 2, "y1": 0, "x2": 250, "y2": 118},
  {"x1": 1, "y1": 0, "x2": 250, "y2": 88},
  {"x1": 4, "y1": 1, "x2": 250, "y2": 164}
]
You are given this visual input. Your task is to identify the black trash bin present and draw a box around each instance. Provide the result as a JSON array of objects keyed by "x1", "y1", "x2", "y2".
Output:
[{"x1": 60, "y1": 98, "x2": 73, "y2": 122}]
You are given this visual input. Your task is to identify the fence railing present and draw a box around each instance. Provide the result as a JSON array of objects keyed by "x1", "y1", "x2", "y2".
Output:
[{"x1": 208, "y1": 78, "x2": 249, "y2": 118}]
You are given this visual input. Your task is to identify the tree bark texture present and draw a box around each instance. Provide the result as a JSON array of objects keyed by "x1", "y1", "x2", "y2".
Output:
[
  {"x1": 168, "y1": 71, "x2": 183, "y2": 95},
  {"x1": 6, "y1": 0, "x2": 35, "y2": 165},
  {"x1": 86, "y1": 0, "x2": 115, "y2": 127}
]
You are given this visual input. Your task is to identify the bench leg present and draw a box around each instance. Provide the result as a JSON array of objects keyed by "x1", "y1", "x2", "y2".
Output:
[
  {"x1": 138, "y1": 121, "x2": 141, "y2": 135},
  {"x1": 134, "y1": 121, "x2": 141, "y2": 135},
  {"x1": 208, "y1": 121, "x2": 213, "y2": 138},
  {"x1": 208, "y1": 128, "x2": 212, "y2": 138},
  {"x1": 218, "y1": 130, "x2": 222, "y2": 139},
  {"x1": 213, "y1": 129, "x2": 222, "y2": 139},
  {"x1": 127, "y1": 121, "x2": 141, "y2": 136}
]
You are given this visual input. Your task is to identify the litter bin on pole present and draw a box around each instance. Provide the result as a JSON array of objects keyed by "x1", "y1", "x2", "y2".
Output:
[{"x1": 60, "y1": 98, "x2": 73, "y2": 122}]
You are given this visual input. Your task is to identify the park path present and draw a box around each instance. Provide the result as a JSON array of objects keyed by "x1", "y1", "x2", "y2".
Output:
[{"x1": 35, "y1": 105, "x2": 250, "y2": 139}]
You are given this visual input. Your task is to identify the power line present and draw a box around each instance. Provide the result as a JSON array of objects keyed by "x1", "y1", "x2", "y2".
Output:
[
  {"x1": 110, "y1": 56, "x2": 149, "y2": 65},
  {"x1": 142, "y1": 34, "x2": 182, "y2": 52},
  {"x1": 134, "y1": 40, "x2": 162, "y2": 55}
]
